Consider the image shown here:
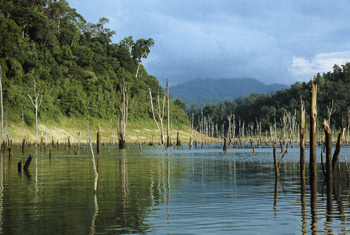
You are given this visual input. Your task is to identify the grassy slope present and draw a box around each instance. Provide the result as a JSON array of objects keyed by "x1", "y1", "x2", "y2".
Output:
[{"x1": 5, "y1": 117, "x2": 207, "y2": 144}]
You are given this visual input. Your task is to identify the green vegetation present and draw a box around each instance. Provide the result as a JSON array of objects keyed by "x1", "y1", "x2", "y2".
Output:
[
  {"x1": 189, "y1": 64, "x2": 350, "y2": 134},
  {"x1": 170, "y1": 78, "x2": 288, "y2": 108},
  {"x1": 0, "y1": 0, "x2": 188, "y2": 138}
]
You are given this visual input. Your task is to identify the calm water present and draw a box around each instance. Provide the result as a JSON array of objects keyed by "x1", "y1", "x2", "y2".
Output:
[{"x1": 1, "y1": 143, "x2": 350, "y2": 234}]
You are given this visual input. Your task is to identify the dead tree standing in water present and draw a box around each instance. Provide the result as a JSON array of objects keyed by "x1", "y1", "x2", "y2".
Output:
[
  {"x1": 118, "y1": 77, "x2": 128, "y2": 149},
  {"x1": 310, "y1": 78, "x2": 317, "y2": 178},
  {"x1": 0, "y1": 65, "x2": 3, "y2": 143},
  {"x1": 166, "y1": 77, "x2": 170, "y2": 147},
  {"x1": 149, "y1": 88, "x2": 166, "y2": 144}
]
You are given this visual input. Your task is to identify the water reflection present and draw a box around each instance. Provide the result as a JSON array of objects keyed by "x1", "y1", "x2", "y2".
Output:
[
  {"x1": 310, "y1": 173, "x2": 318, "y2": 234},
  {"x1": 1, "y1": 145, "x2": 350, "y2": 234},
  {"x1": 300, "y1": 171, "x2": 307, "y2": 234}
]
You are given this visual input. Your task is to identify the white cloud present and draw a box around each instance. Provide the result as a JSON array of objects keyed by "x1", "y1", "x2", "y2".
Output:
[{"x1": 290, "y1": 51, "x2": 350, "y2": 79}]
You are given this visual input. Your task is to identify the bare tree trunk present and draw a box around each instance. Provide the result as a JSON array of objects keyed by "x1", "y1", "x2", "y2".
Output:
[
  {"x1": 87, "y1": 116, "x2": 90, "y2": 144},
  {"x1": 223, "y1": 137, "x2": 227, "y2": 151},
  {"x1": 149, "y1": 88, "x2": 166, "y2": 144},
  {"x1": 110, "y1": 119, "x2": 114, "y2": 144},
  {"x1": 22, "y1": 111, "x2": 24, "y2": 139},
  {"x1": 327, "y1": 100, "x2": 336, "y2": 127},
  {"x1": 0, "y1": 65, "x2": 3, "y2": 143},
  {"x1": 118, "y1": 76, "x2": 128, "y2": 149},
  {"x1": 273, "y1": 143, "x2": 279, "y2": 179},
  {"x1": 300, "y1": 98, "x2": 306, "y2": 184},
  {"x1": 135, "y1": 51, "x2": 146, "y2": 78},
  {"x1": 332, "y1": 129, "x2": 344, "y2": 178},
  {"x1": 322, "y1": 120, "x2": 333, "y2": 212},
  {"x1": 176, "y1": 130, "x2": 182, "y2": 146},
  {"x1": 166, "y1": 77, "x2": 170, "y2": 147},
  {"x1": 97, "y1": 125, "x2": 101, "y2": 155},
  {"x1": 28, "y1": 79, "x2": 43, "y2": 141},
  {"x1": 310, "y1": 78, "x2": 317, "y2": 178}
]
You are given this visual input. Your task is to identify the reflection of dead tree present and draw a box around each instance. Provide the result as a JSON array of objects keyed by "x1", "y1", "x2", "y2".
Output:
[
  {"x1": 149, "y1": 88, "x2": 166, "y2": 144},
  {"x1": 89, "y1": 139, "x2": 99, "y2": 234},
  {"x1": 89, "y1": 140, "x2": 98, "y2": 193}
]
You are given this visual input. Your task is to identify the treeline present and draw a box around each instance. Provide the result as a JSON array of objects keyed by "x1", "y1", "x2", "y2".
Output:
[
  {"x1": 188, "y1": 64, "x2": 350, "y2": 137},
  {"x1": 0, "y1": 0, "x2": 188, "y2": 127}
]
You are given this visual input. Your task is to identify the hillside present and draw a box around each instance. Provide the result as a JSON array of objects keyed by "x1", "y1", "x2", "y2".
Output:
[
  {"x1": 0, "y1": 0, "x2": 189, "y2": 139},
  {"x1": 169, "y1": 78, "x2": 288, "y2": 108},
  {"x1": 189, "y1": 64, "x2": 350, "y2": 135}
]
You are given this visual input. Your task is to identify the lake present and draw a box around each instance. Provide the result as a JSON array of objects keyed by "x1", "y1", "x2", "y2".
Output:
[{"x1": 1, "y1": 143, "x2": 350, "y2": 234}]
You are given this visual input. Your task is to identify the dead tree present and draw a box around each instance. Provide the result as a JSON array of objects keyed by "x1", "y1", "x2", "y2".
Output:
[
  {"x1": 232, "y1": 114, "x2": 236, "y2": 141},
  {"x1": 310, "y1": 78, "x2": 317, "y2": 178},
  {"x1": 28, "y1": 79, "x2": 43, "y2": 141},
  {"x1": 110, "y1": 119, "x2": 114, "y2": 144},
  {"x1": 332, "y1": 128, "x2": 344, "y2": 178},
  {"x1": 256, "y1": 118, "x2": 262, "y2": 144},
  {"x1": 347, "y1": 108, "x2": 350, "y2": 142},
  {"x1": 300, "y1": 98, "x2": 306, "y2": 184},
  {"x1": 87, "y1": 116, "x2": 90, "y2": 143},
  {"x1": 327, "y1": 100, "x2": 336, "y2": 127},
  {"x1": 118, "y1": 76, "x2": 128, "y2": 149},
  {"x1": 207, "y1": 114, "x2": 213, "y2": 138},
  {"x1": 166, "y1": 77, "x2": 170, "y2": 147},
  {"x1": 149, "y1": 88, "x2": 166, "y2": 144},
  {"x1": 0, "y1": 65, "x2": 3, "y2": 142},
  {"x1": 227, "y1": 114, "x2": 232, "y2": 142}
]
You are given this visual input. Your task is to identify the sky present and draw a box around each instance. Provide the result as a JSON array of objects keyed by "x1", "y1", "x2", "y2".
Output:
[{"x1": 68, "y1": 0, "x2": 350, "y2": 87}]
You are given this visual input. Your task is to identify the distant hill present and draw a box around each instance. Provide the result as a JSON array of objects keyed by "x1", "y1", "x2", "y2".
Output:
[{"x1": 169, "y1": 78, "x2": 289, "y2": 108}]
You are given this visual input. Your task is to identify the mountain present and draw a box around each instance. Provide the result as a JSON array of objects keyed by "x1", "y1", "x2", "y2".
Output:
[{"x1": 169, "y1": 78, "x2": 289, "y2": 108}]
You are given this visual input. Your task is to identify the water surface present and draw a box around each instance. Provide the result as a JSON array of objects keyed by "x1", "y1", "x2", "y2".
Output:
[{"x1": 1, "y1": 144, "x2": 350, "y2": 234}]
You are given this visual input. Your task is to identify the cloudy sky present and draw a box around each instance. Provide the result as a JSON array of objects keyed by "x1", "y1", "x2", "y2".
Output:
[{"x1": 68, "y1": 0, "x2": 350, "y2": 87}]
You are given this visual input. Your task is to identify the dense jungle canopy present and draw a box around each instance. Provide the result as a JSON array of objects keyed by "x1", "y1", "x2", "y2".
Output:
[{"x1": 0, "y1": 0, "x2": 188, "y2": 127}]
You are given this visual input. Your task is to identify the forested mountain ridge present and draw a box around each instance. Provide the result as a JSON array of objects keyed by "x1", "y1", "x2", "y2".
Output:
[
  {"x1": 0, "y1": 0, "x2": 188, "y2": 128},
  {"x1": 169, "y1": 78, "x2": 288, "y2": 108},
  {"x1": 189, "y1": 64, "x2": 350, "y2": 136}
]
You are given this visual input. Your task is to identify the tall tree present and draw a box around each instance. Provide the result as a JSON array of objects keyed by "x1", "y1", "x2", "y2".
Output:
[{"x1": 132, "y1": 38, "x2": 154, "y2": 78}]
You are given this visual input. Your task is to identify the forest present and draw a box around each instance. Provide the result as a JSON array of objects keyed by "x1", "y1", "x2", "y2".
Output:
[
  {"x1": 0, "y1": 0, "x2": 188, "y2": 132},
  {"x1": 2, "y1": 0, "x2": 350, "y2": 143},
  {"x1": 187, "y1": 64, "x2": 350, "y2": 139}
]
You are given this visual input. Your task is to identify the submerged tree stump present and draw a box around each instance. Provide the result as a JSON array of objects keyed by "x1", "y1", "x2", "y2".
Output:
[
  {"x1": 223, "y1": 137, "x2": 227, "y2": 151},
  {"x1": 22, "y1": 138, "x2": 25, "y2": 155},
  {"x1": 24, "y1": 155, "x2": 33, "y2": 171}
]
